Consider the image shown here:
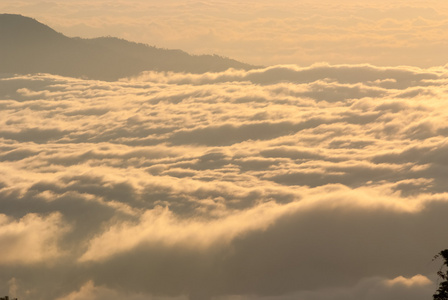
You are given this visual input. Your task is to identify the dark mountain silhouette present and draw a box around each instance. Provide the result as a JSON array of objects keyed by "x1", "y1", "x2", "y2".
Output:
[{"x1": 0, "y1": 14, "x2": 256, "y2": 81}]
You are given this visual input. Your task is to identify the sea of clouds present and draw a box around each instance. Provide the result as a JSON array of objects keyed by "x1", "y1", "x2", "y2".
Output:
[{"x1": 1, "y1": 64, "x2": 448, "y2": 300}]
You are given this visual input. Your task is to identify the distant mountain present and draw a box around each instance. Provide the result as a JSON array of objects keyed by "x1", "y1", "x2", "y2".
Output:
[{"x1": 0, "y1": 14, "x2": 256, "y2": 81}]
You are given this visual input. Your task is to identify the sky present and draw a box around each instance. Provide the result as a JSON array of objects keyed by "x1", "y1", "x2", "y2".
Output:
[
  {"x1": 1, "y1": 1, "x2": 448, "y2": 300},
  {"x1": 2, "y1": 0, "x2": 448, "y2": 67}
]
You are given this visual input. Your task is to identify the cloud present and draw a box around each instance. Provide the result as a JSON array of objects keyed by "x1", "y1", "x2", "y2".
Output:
[
  {"x1": 125, "y1": 63, "x2": 443, "y2": 88},
  {"x1": 212, "y1": 275, "x2": 434, "y2": 300},
  {"x1": 78, "y1": 200, "x2": 291, "y2": 262},
  {"x1": 56, "y1": 281, "x2": 187, "y2": 300},
  {"x1": 386, "y1": 274, "x2": 432, "y2": 287},
  {"x1": 0, "y1": 212, "x2": 68, "y2": 265},
  {"x1": 1, "y1": 64, "x2": 448, "y2": 299}
]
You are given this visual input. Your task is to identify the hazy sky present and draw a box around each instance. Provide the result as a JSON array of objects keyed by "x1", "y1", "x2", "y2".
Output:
[
  {"x1": 2, "y1": 0, "x2": 448, "y2": 67},
  {"x1": 2, "y1": 1, "x2": 448, "y2": 300}
]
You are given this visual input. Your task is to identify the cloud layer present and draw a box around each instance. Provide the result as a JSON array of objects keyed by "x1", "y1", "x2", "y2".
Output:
[{"x1": 1, "y1": 64, "x2": 448, "y2": 299}]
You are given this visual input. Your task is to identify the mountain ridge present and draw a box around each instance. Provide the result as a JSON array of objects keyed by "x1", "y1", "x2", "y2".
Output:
[{"x1": 0, "y1": 14, "x2": 257, "y2": 81}]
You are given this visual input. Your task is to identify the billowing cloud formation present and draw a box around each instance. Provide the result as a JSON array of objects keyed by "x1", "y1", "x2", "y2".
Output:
[
  {"x1": 1, "y1": 64, "x2": 448, "y2": 300},
  {"x1": 0, "y1": 213, "x2": 67, "y2": 264},
  {"x1": 2, "y1": 0, "x2": 448, "y2": 67}
]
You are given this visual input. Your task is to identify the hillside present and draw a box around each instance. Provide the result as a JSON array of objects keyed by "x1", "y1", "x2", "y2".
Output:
[{"x1": 0, "y1": 14, "x2": 256, "y2": 81}]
